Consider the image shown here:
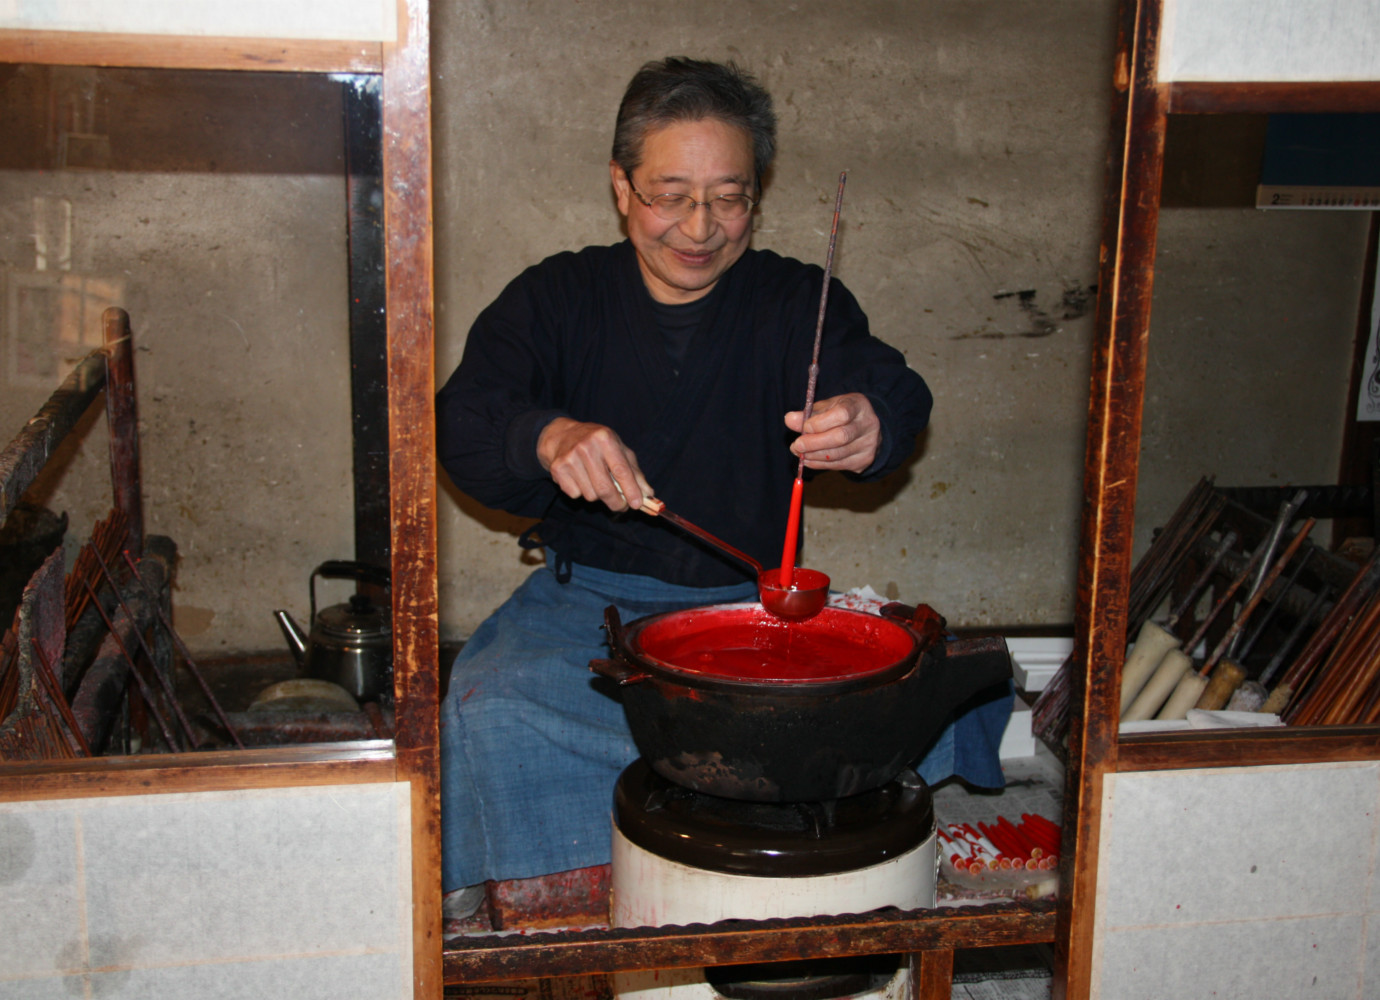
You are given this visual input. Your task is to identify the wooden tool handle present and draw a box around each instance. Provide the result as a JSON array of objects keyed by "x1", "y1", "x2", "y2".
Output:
[{"x1": 1195, "y1": 659, "x2": 1246, "y2": 711}]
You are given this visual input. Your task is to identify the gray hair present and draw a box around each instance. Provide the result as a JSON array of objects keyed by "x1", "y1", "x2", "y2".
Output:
[{"x1": 612, "y1": 57, "x2": 777, "y2": 189}]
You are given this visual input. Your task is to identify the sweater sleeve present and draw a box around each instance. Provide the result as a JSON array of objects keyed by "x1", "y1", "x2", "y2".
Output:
[{"x1": 436, "y1": 261, "x2": 570, "y2": 519}]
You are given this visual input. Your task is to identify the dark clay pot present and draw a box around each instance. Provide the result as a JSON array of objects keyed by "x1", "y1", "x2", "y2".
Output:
[{"x1": 591, "y1": 602, "x2": 1012, "y2": 802}]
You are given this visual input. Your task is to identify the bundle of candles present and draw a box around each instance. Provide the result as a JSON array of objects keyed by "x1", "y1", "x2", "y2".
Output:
[
  {"x1": 1032, "y1": 479, "x2": 1380, "y2": 740},
  {"x1": 938, "y1": 814, "x2": 1061, "y2": 874}
]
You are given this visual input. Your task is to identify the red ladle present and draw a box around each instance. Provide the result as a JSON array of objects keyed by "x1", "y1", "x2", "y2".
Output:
[{"x1": 640, "y1": 497, "x2": 829, "y2": 622}]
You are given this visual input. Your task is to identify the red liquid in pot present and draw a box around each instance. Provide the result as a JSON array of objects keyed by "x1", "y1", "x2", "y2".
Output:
[{"x1": 633, "y1": 606, "x2": 916, "y2": 684}]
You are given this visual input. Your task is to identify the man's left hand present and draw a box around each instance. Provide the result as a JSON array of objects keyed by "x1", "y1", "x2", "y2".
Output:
[{"x1": 784, "y1": 392, "x2": 880, "y2": 473}]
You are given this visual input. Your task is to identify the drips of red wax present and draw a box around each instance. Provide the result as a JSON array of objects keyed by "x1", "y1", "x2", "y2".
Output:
[{"x1": 778, "y1": 475, "x2": 805, "y2": 587}]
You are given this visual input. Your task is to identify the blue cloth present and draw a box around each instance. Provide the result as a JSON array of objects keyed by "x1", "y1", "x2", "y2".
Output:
[
  {"x1": 915, "y1": 673, "x2": 1013, "y2": 789},
  {"x1": 440, "y1": 560, "x2": 1013, "y2": 890},
  {"x1": 440, "y1": 560, "x2": 756, "y2": 890}
]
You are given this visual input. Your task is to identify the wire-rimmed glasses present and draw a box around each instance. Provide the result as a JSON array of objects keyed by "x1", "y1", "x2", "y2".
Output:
[{"x1": 628, "y1": 180, "x2": 758, "y2": 222}]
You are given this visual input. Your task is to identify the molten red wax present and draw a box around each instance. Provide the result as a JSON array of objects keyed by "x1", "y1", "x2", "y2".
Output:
[{"x1": 632, "y1": 605, "x2": 916, "y2": 683}]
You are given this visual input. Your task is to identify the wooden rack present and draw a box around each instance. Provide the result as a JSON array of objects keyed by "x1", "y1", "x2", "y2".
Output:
[{"x1": 1056, "y1": 1, "x2": 1380, "y2": 995}]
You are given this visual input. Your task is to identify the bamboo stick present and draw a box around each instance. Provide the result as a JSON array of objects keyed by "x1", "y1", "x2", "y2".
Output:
[
  {"x1": 1278, "y1": 547, "x2": 1380, "y2": 718},
  {"x1": 87, "y1": 544, "x2": 198, "y2": 748},
  {"x1": 120, "y1": 550, "x2": 244, "y2": 749},
  {"x1": 82, "y1": 579, "x2": 179, "y2": 752},
  {"x1": 1198, "y1": 518, "x2": 1315, "y2": 677},
  {"x1": 1290, "y1": 594, "x2": 1380, "y2": 725},
  {"x1": 30, "y1": 639, "x2": 90, "y2": 756}
]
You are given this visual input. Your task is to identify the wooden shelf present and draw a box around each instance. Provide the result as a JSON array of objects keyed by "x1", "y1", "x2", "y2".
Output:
[
  {"x1": 1168, "y1": 80, "x2": 1380, "y2": 115},
  {"x1": 443, "y1": 902, "x2": 1057, "y2": 985},
  {"x1": 1118, "y1": 725, "x2": 1380, "y2": 771},
  {"x1": 0, "y1": 28, "x2": 383, "y2": 74}
]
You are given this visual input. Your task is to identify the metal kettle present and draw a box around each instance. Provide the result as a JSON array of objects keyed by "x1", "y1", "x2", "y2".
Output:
[{"x1": 274, "y1": 560, "x2": 392, "y2": 702}]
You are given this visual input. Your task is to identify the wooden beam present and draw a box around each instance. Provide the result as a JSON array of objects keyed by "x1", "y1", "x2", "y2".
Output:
[
  {"x1": 1118, "y1": 725, "x2": 1380, "y2": 771},
  {"x1": 379, "y1": 1, "x2": 441, "y2": 996},
  {"x1": 915, "y1": 949, "x2": 956, "y2": 1000},
  {"x1": 443, "y1": 903, "x2": 1056, "y2": 985},
  {"x1": 0, "y1": 741, "x2": 396, "y2": 801},
  {"x1": 0, "y1": 28, "x2": 382, "y2": 73},
  {"x1": 0, "y1": 348, "x2": 105, "y2": 522},
  {"x1": 1054, "y1": 0, "x2": 1168, "y2": 996},
  {"x1": 1169, "y1": 80, "x2": 1380, "y2": 115}
]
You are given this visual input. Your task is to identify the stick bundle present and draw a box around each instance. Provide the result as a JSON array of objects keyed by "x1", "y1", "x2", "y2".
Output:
[
  {"x1": 0, "y1": 626, "x2": 78, "y2": 761},
  {"x1": 65, "y1": 508, "x2": 129, "y2": 631},
  {"x1": 1286, "y1": 584, "x2": 1380, "y2": 726},
  {"x1": 1033, "y1": 477, "x2": 1223, "y2": 745}
]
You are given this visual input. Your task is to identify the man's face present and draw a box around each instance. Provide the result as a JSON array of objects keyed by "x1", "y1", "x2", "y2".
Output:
[{"x1": 611, "y1": 118, "x2": 756, "y2": 305}]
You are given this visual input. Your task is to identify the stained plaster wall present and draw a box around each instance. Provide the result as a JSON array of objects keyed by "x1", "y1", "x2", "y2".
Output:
[
  {"x1": 432, "y1": 1, "x2": 1362, "y2": 639},
  {"x1": 0, "y1": 4, "x2": 1367, "y2": 655},
  {"x1": 433, "y1": 1, "x2": 1116, "y2": 635}
]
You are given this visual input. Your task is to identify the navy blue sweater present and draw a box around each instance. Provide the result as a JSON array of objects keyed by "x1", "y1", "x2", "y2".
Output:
[{"x1": 437, "y1": 241, "x2": 932, "y2": 587}]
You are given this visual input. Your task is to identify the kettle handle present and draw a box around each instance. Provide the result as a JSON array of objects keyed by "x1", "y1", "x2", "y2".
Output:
[{"x1": 311, "y1": 560, "x2": 391, "y2": 622}]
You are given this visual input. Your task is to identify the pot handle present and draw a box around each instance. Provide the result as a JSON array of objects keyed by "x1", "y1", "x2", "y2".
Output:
[
  {"x1": 593, "y1": 607, "x2": 649, "y2": 684},
  {"x1": 879, "y1": 601, "x2": 948, "y2": 650},
  {"x1": 934, "y1": 634, "x2": 1014, "y2": 692},
  {"x1": 590, "y1": 657, "x2": 650, "y2": 686},
  {"x1": 602, "y1": 604, "x2": 625, "y2": 645}
]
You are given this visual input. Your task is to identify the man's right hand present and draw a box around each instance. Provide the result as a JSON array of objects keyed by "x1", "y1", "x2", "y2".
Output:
[{"x1": 537, "y1": 417, "x2": 652, "y2": 512}]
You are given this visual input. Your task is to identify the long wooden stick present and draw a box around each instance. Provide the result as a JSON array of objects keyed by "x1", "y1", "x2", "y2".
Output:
[
  {"x1": 30, "y1": 639, "x2": 90, "y2": 756},
  {"x1": 1291, "y1": 594, "x2": 1380, "y2": 725},
  {"x1": 1181, "y1": 536, "x2": 1268, "y2": 658},
  {"x1": 1236, "y1": 548, "x2": 1313, "y2": 662},
  {"x1": 1258, "y1": 583, "x2": 1330, "y2": 688},
  {"x1": 780, "y1": 171, "x2": 847, "y2": 587},
  {"x1": 82, "y1": 578, "x2": 179, "y2": 752},
  {"x1": 1198, "y1": 518, "x2": 1315, "y2": 676},
  {"x1": 1165, "y1": 531, "x2": 1237, "y2": 629},
  {"x1": 120, "y1": 549, "x2": 245, "y2": 749},
  {"x1": 87, "y1": 544, "x2": 198, "y2": 747},
  {"x1": 1279, "y1": 546, "x2": 1380, "y2": 717},
  {"x1": 1319, "y1": 605, "x2": 1380, "y2": 725}
]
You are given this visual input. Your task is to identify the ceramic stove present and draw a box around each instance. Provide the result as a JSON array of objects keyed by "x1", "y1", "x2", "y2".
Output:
[{"x1": 610, "y1": 759, "x2": 937, "y2": 1000}]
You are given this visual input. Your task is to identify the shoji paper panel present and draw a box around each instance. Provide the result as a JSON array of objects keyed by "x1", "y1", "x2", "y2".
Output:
[
  {"x1": 1160, "y1": 0, "x2": 1380, "y2": 82},
  {"x1": 0, "y1": 782, "x2": 412, "y2": 1000}
]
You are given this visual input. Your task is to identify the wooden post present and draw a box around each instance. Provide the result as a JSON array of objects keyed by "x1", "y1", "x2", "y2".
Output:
[
  {"x1": 102, "y1": 307, "x2": 143, "y2": 557},
  {"x1": 1054, "y1": 0, "x2": 1168, "y2": 996},
  {"x1": 381, "y1": 1, "x2": 442, "y2": 996},
  {"x1": 914, "y1": 949, "x2": 954, "y2": 1000}
]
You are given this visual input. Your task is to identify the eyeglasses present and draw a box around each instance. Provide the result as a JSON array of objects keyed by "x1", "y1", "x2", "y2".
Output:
[{"x1": 628, "y1": 179, "x2": 758, "y2": 222}]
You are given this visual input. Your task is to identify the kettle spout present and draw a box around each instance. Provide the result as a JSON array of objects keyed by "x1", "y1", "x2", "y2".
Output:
[{"x1": 273, "y1": 609, "x2": 308, "y2": 667}]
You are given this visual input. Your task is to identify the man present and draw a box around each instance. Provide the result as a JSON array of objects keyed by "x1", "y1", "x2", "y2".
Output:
[{"x1": 436, "y1": 57, "x2": 983, "y2": 919}]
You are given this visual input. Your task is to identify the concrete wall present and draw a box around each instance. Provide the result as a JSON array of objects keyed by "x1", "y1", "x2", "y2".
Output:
[
  {"x1": 0, "y1": 3, "x2": 1369, "y2": 654},
  {"x1": 433, "y1": 1, "x2": 1362, "y2": 637},
  {"x1": 433, "y1": 1, "x2": 1119, "y2": 634}
]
